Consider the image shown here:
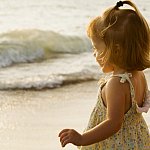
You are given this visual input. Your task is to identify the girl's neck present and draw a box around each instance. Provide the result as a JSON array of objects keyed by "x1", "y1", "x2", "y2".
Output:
[
  {"x1": 112, "y1": 67, "x2": 137, "y2": 75},
  {"x1": 112, "y1": 67, "x2": 127, "y2": 75}
]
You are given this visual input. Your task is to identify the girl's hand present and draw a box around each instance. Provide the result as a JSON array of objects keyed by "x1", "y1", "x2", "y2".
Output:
[{"x1": 58, "y1": 129, "x2": 82, "y2": 147}]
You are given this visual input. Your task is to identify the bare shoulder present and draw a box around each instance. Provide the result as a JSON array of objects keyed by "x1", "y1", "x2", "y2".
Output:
[
  {"x1": 132, "y1": 71, "x2": 147, "y2": 90},
  {"x1": 105, "y1": 76, "x2": 125, "y2": 96},
  {"x1": 133, "y1": 71, "x2": 145, "y2": 79},
  {"x1": 104, "y1": 76, "x2": 126, "y2": 110},
  {"x1": 104, "y1": 76, "x2": 126, "y2": 124}
]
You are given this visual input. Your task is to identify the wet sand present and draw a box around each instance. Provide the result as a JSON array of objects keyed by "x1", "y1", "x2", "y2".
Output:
[
  {"x1": 0, "y1": 71, "x2": 150, "y2": 150},
  {"x1": 0, "y1": 81, "x2": 99, "y2": 150}
]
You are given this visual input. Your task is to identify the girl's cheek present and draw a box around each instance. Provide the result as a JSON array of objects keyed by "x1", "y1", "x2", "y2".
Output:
[
  {"x1": 95, "y1": 55, "x2": 100, "y2": 63},
  {"x1": 96, "y1": 57, "x2": 103, "y2": 67},
  {"x1": 96, "y1": 53, "x2": 102, "y2": 62}
]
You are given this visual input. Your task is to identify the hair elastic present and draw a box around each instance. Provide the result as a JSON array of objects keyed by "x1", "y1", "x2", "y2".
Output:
[{"x1": 116, "y1": 1, "x2": 124, "y2": 7}]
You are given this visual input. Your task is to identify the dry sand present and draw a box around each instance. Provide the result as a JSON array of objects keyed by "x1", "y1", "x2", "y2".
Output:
[{"x1": 0, "y1": 70, "x2": 150, "y2": 150}]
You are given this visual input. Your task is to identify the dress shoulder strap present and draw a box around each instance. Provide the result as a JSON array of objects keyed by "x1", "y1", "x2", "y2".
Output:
[{"x1": 112, "y1": 72, "x2": 135, "y2": 104}]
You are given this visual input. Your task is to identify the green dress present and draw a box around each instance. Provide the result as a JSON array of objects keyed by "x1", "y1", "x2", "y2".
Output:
[{"x1": 79, "y1": 73, "x2": 150, "y2": 150}]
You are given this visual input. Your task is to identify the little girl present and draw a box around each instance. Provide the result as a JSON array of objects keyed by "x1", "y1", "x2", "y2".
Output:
[{"x1": 59, "y1": 1, "x2": 150, "y2": 149}]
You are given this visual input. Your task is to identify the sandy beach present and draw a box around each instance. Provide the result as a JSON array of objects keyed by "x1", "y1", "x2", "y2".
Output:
[{"x1": 0, "y1": 70, "x2": 150, "y2": 150}]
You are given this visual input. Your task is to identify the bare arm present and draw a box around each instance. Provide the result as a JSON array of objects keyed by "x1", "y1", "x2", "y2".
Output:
[
  {"x1": 81, "y1": 77, "x2": 125, "y2": 145},
  {"x1": 59, "y1": 77, "x2": 126, "y2": 147}
]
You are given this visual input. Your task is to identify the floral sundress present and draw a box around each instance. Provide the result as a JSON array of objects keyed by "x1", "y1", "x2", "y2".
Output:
[{"x1": 79, "y1": 72, "x2": 150, "y2": 150}]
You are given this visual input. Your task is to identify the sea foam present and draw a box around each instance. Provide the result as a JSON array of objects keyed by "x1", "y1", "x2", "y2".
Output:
[{"x1": 0, "y1": 29, "x2": 91, "y2": 67}]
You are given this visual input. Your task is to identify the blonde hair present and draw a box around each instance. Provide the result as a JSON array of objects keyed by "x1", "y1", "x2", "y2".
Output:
[{"x1": 87, "y1": 1, "x2": 150, "y2": 71}]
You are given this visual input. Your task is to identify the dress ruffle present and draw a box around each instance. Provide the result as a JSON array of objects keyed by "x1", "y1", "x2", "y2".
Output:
[{"x1": 136, "y1": 90, "x2": 150, "y2": 113}]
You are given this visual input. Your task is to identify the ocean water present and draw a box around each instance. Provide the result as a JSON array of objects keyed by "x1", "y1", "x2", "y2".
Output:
[{"x1": 0, "y1": 0, "x2": 150, "y2": 89}]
